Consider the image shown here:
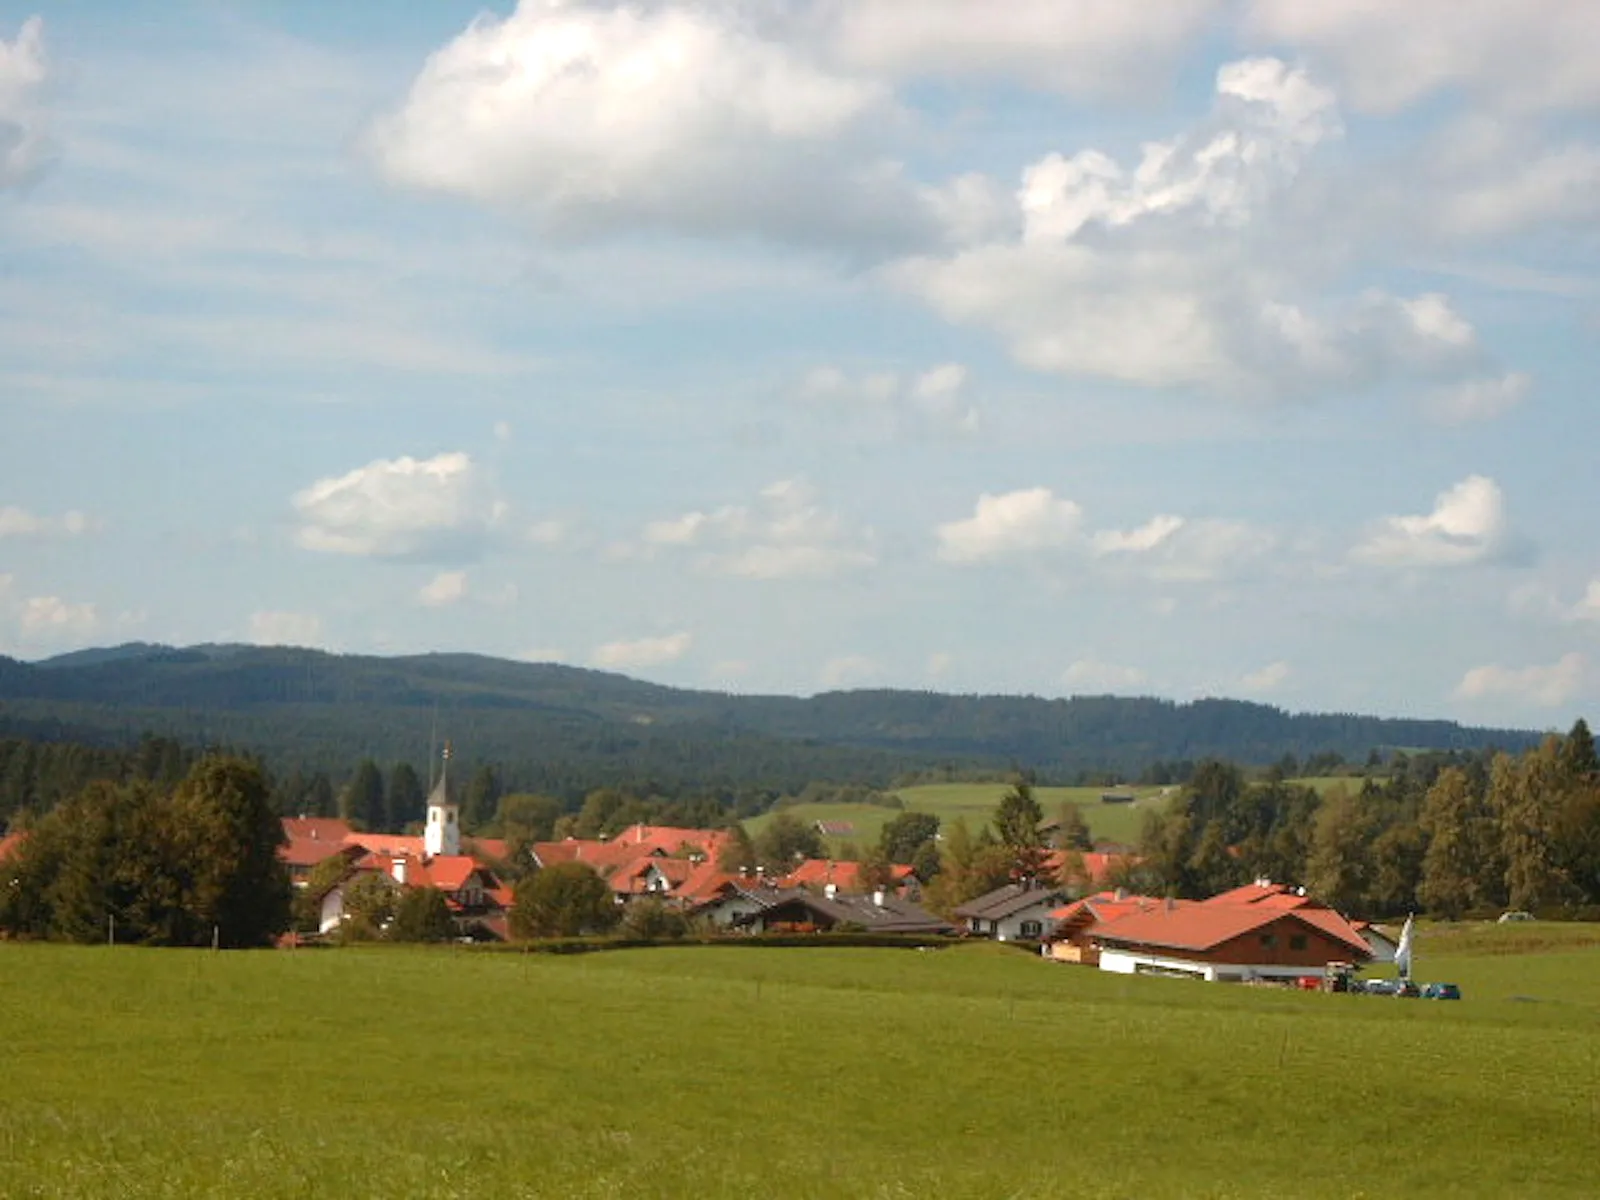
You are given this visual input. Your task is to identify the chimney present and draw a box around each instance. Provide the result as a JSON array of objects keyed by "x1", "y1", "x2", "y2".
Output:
[
  {"x1": 1114, "y1": 887, "x2": 1126, "y2": 902},
  {"x1": 824, "y1": 883, "x2": 838, "y2": 901},
  {"x1": 872, "y1": 888, "x2": 886, "y2": 908},
  {"x1": 391, "y1": 855, "x2": 407, "y2": 885},
  {"x1": 1165, "y1": 896, "x2": 1176, "y2": 912}
]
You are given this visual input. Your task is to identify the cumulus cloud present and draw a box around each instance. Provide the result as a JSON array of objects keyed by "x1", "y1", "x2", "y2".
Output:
[
  {"x1": 1568, "y1": 581, "x2": 1600, "y2": 624},
  {"x1": 248, "y1": 610, "x2": 325, "y2": 647},
  {"x1": 418, "y1": 570, "x2": 468, "y2": 608},
  {"x1": 1424, "y1": 372, "x2": 1530, "y2": 425},
  {"x1": 17, "y1": 594, "x2": 96, "y2": 640},
  {"x1": 0, "y1": 16, "x2": 49, "y2": 189},
  {"x1": 936, "y1": 487, "x2": 1083, "y2": 564},
  {"x1": 1352, "y1": 476, "x2": 1517, "y2": 569},
  {"x1": 817, "y1": 0, "x2": 1221, "y2": 97},
  {"x1": 938, "y1": 489, "x2": 1275, "y2": 581},
  {"x1": 1063, "y1": 659, "x2": 1147, "y2": 693},
  {"x1": 891, "y1": 57, "x2": 1496, "y2": 401},
  {"x1": 1242, "y1": 0, "x2": 1600, "y2": 115},
  {"x1": 1454, "y1": 652, "x2": 1586, "y2": 708},
  {"x1": 368, "y1": 0, "x2": 929, "y2": 252},
  {"x1": 642, "y1": 479, "x2": 876, "y2": 579},
  {"x1": 1240, "y1": 661, "x2": 1291, "y2": 692},
  {"x1": 0, "y1": 505, "x2": 94, "y2": 538},
  {"x1": 819, "y1": 654, "x2": 879, "y2": 689},
  {"x1": 592, "y1": 631, "x2": 692, "y2": 670},
  {"x1": 292, "y1": 452, "x2": 503, "y2": 561},
  {"x1": 798, "y1": 362, "x2": 980, "y2": 439}
]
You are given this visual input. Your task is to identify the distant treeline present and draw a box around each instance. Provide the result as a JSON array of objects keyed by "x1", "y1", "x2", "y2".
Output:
[
  {"x1": 1127, "y1": 721, "x2": 1600, "y2": 918},
  {"x1": 0, "y1": 644, "x2": 1541, "y2": 788}
]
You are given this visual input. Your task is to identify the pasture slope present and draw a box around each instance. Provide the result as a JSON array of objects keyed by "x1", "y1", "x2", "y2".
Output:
[
  {"x1": 749, "y1": 783, "x2": 1168, "y2": 853},
  {"x1": 1, "y1": 929, "x2": 1595, "y2": 1199}
]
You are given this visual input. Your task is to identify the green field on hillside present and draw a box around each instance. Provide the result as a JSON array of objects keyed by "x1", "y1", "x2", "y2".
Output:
[
  {"x1": 2, "y1": 927, "x2": 1596, "y2": 1198},
  {"x1": 747, "y1": 782, "x2": 1168, "y2": 853}
]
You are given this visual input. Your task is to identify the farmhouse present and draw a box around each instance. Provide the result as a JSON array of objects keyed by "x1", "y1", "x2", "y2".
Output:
[
  {"x1": 731, "y1": 886, "x2": 954, "y2": 936},
  {"x1": 1084, "y1": 883, "x2": 1372, "y2": 981},
  {"x1": 954, "y1": 880, "x2": 1073, "y2": 941}
]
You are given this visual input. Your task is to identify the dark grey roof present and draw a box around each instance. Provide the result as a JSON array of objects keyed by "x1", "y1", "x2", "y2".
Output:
[
  {"x1": 953, "y1": 882, "x2": 1070, "y2": 921},
  {"x1": 737, "y1": 888, "x2": 954, "y2": 935}
]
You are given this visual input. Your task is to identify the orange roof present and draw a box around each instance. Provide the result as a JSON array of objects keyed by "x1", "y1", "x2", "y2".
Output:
[
  {"x1": 282, "y1": 817, "x2": 354, "y2": 843},
  {"x1": 280, "y1": 836, "x2": 361, "y2": 870},
  {"x1": 777, "y1": 859, "x2": 917, "y2": 891},
  {"x1": 465, "y1": 837, "x2": 509, "y2": 862},
  {"x1": 344, "y1": 832, "x2": 427, "y2": 858},
  {"x1": 531, "y1": 839, "x2": 610, "y2": 867},
  {"x1": 1204, "y1": 881, "x2": 1301, "y2": 906},
  {"x1": 1094, "y1": 903, "x2": 1370, "y2": 959},
  {"x1": 0, "y1": 831, "x2": 27, "y2": 863},
  {"x1": 411, "y1": 855, "x2": 482, "y2": 892}
]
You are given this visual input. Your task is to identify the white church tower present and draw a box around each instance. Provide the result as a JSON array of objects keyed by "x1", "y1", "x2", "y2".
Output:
[{"x1": 424, "y1": 742, "x2": 460, "y2": 859}]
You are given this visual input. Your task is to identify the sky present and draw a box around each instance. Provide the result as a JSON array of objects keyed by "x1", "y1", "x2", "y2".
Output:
[{"x1": 1, "y1": 1, "x2": 1598, "y2": 728}]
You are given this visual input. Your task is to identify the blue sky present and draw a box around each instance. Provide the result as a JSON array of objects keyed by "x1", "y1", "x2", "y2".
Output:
[{"x1": 2, "y1": 1, "x2": 1598, "y2": 728}]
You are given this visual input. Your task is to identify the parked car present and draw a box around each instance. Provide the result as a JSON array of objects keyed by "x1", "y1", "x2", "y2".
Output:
[
  {"x1": 1498, "y1": 910, "x2": 1535, "y2": 923},
  {"x1": 1396, "y1": 980, "x2": 1421, "y2": 998},
  {"x1": 1422, "y1": 982, "x2": 1462, "y2": 1000},
  {"x1": 1364, "y1": 979, "x2": 1400, "y2": 996}
]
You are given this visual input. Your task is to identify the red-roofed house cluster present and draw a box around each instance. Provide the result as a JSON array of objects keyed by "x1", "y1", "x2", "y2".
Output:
[{"x1": 1043, "y1": 879, "x2": 1396, "y2": 984}]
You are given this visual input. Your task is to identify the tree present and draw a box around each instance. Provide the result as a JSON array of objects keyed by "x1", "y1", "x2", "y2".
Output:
[
  {"x1": 855, "y1": 843, "x2": 896, "y2": 893},
  {"x1": 389, "y1": 887, "x2": 456, "y2": 943},
  {"x1": 511, "y1": 862, "x2": 619, "y2": 938},
  {"x1": 463, "y1": 765, "x2": 501, "y2": 834},
  {"x1": 388, "y1": 762, "x2": 427, "y2": 829},
  {"x1": 1419, "y1": 767, "x2": 1495, "y2": 917},
  {"x1": 620, "y1": 895, "x2": 688, "y2": 940},
  {"x1": 340, "y1": 759, "x2": 387, "y2": 831},
  {"x1": 1053, "y1": 804, "x2": 1093, "y2": 852},
  {"x1": 172, "y1": 755, "x2": 292, "y2": 948},
  {"x1": 754, "y1": 812, "x2": 821, "y2": 872},
  {"x1": 338, "y1": 872, "x2": 397, "y2": 942},
  {"x1": 1561, "y1": 718, "x2": 1598, "y2": 782},
  {"x1": 717, "y1": 823, "x2": 758, "y2": 873},
  {"x1": 879, "y1": 811, "x2": 940, "y2": 864},
  {"x1": 1188, "y1": 820, "x2": 1241, "y2": 897},
  {"x1": 1492, "y1": 742, "x2": 1572, "y2": 912},
  {"x1": 993, "y1": 780, "x2": 1049, "y2": 881},
  {"x1": 1303, "y1": 786, "x2": 1375, "y2": 914}
]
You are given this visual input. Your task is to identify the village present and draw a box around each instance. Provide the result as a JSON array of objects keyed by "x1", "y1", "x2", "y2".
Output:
[{"x1": 277, "y1": 763, "x2": 1405, "y2": 992}]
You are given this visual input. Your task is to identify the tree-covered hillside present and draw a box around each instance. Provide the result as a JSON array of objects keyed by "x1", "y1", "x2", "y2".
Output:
[{"x1": 0, "y1": 644, "x2": 1540, "y2": 795}]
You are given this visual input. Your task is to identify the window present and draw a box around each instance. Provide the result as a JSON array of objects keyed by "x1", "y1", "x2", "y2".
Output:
[
  {"x1": 1259, "y1": 933, "x2": 1277, "y2": 948},
  {"x1": 1289, "y1": 934, "x2": 1308, "y2": 951},
  {"x1": 1020, "y1": 920, "x2": 1042, "y2": 938}
]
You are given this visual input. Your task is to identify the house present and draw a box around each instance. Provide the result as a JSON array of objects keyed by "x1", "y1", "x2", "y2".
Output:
[
  {"x1": 1352, "y1": 920, "x2": 1398, "y2": 964},
  {"x1": 954, "y1": 881, "x2": 1074, "y2": 941},
  {"x1": 1090, "y1": 899, "x2": 1372, "y2": 983},
  {"x1": 280, "y1": 816, "x2": 362, "y2": 888},
  {"x1": 310, "y1": 757, "x2": 512, "y2": 940},
  {"x1": 732, "y1": 887, "x2": 954, "y2": 936},
  {"x1": 777, "y1": 858, "x2": 918, "y2": 894},
  {"x1": 814, "y1": 820, "x2": 855, "y2": 838},
  {"x1": 1045, "y1": 889, "x2": 1165, "y2": 965}
]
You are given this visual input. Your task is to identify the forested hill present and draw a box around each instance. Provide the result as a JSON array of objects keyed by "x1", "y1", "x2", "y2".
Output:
[{"x1": 0, "y1": 643, "x2": 1541, "y2": 790}]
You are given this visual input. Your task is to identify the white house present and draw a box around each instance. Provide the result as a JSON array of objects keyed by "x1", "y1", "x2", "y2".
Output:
[{"x1": 953, "y1": 882, "x2": 1073, "y2": 941}]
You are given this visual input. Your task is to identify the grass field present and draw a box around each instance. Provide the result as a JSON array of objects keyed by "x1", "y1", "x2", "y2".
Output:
[
  {"x1": 746, "y1": 782, "x2": 1169, "y2": 853},
  {"x1": 2, "y1": 927, "x2": 1597, "y2": 1198}
]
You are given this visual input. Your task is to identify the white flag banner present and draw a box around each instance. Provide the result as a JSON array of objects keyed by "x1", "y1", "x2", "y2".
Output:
[{"x1": 1395, "y1": 914, "x2": 1415, "y2": 981}]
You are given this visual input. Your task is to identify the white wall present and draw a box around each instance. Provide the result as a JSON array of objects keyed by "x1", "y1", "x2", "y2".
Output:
[{"x1": 1098, "y1": 948, "x2": 1325, "y2": 983}]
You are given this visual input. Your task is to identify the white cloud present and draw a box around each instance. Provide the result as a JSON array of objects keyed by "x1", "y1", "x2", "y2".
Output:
[
  {"x1": 526, "y1": 519, "x2": 568, "y2": 547},
  {"x1": 1240, "y1": 661, "x2": 1291, "y2": 692},
  {"x1": 936, "y1": 487, "x2": 1083, "y2": 564},
  {"x1": 0, "y1": 505, "x2": 94, "y2": 538},
  {"x1": 1568, "y1": 581, "x2": 1600, "y2": 624},
  {"x1": 17, "y1": 594, "x2": 97, "y2": 640},
  {"x1": 292, "y1": 452, "x2": 502, "y2": 561},
  {"x1": 592, "y1": 631, "x2": 692, "y2": 670},
  {"x1": 1063, "y1": 659, "x2": 1147, "y2": 693},
  {"x1": 1098, "y1": 517, "x2": 1279, "y2": 583},
  {"x1": 819, "y1": 654, "x2": 879, "y2": 689},
  {"x1": 1352, "y1": 476, "x2": 1515, "y2": 569},
  {"x1": 1454, "y1": 652, "x2": 1586, "y2": 708},
  {"x1": 248, "y1": 610, "x2": 325, "y2": 648},
  {"x1": 642, "y1": 479, "x2": 876, "y2": 579},
  {"x1": 418, "y1": 570, "x2": 468, "y2": 608},
  {"x1": 1092, "y1": 515, "x2": 1185, "y2": 556},
  {"x1": 1242, "y1": 1, "x2": 1600, "y2": 115},
  {"x1": 798, "y1": 362, "x2": 980, "y2": 439},
  {"x1": 891, "y1": 58, "x2": 1495, "y2": 401},
  {"x1": 818, "y1": 0, "x2": 1221, "y2": 98},
  {"x1": 367, "y1": 0, "x2": 929, "y2": 252},
  {"x1": 1424, "y1": 372, "x2": 1530, "y2": 425},
  {"x1": 0, "y1": 16, "x2": 49, "y2": 189},
  {"x1": 925, "y1": 651, "x2": 953, "y2": 680}
]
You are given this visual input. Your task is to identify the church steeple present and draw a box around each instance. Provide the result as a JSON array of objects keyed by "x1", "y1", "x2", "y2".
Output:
[{"x1": 424, "y1": 741, "x2": 460, "y2": 859}]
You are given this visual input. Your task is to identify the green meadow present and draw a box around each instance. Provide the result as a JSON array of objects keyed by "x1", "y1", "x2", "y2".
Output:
[
  {"x1": 748, "y1": 782, "x2": 1168, "y2": 853},
  {"x1": 2, "y1": 927, "x2": 1596, "y2": 1199}
]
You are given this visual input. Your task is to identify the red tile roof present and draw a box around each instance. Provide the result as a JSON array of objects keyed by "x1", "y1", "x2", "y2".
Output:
[
  {"x1": 777, "y1": 859, "x2": 917, "y2": 892},
  {"x1": 281, "y1": 817, "x2": 354, "y2": 843},
  {"x1": 281, "y1": 837, "x2": 362, "y2": 870},
  {"x1": 1093, "y1": 902, "x2": 1370, "y2": 959},
  {"x1": 0, "y1": 831, "x2": 26, "y2": 863},
  {"x1": 344, "y1": 832, "x2": 427, "y2": 858}
]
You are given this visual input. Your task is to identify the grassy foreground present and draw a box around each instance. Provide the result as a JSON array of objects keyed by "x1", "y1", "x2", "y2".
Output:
[{"x1": 2, "y1": 933, "x2": 1597, "y2": 1199}]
